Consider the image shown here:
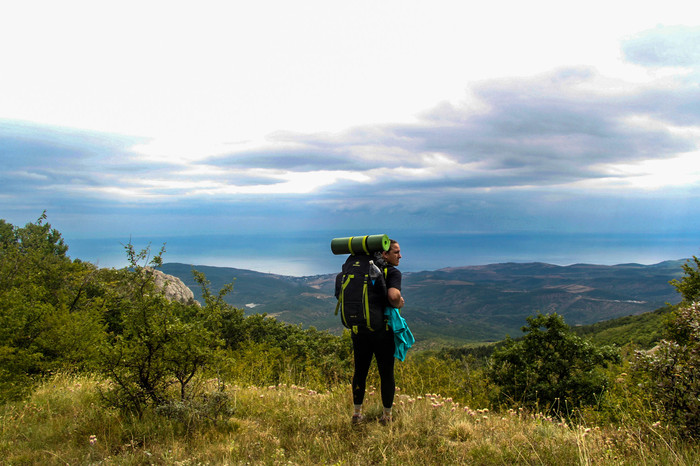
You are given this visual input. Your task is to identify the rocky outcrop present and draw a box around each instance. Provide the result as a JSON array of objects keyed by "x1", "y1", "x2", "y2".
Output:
[{"x1": 145, "y1": 267, "x2": 200, "y2": 306}]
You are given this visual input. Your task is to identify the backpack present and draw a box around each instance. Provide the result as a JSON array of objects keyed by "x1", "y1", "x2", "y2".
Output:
[{"x1": 334, "y1": 254, "x2": 388, "y2": 333}]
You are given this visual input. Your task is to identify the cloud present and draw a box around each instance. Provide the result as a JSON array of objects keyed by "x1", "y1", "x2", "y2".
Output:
[
  {"x1": 207, "y1": 146, "x2": 364, "y2": 172},
  {"x1": 4, "y1": 60, "x2": 698, "y2": 208},
  {"x1": 392, "y1": 73, "x2": 696, "y2": 187},
  {"x1": 622, "y1": 25, "x2": 700, "y2": 68},
  {"x1": 272, "y1": 67, "x2": 698, "y2": 201},
  {"x1": 3, "y1": 22, "x2": 700, "y2": 245},
  {"x1": 0, "y1": 122, "x2": 144, "y2": 207}
]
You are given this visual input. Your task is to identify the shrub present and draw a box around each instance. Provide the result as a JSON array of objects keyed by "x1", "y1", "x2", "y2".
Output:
[
  {"x1": 635, "y1": 301, "x2": 700, "y2": 436},
  {"x1": 487, "y1": 312, "x2": 620, "y2": 413},
  {"x1": 98, "y1": 244, "x2": 224, "y2": 415}
]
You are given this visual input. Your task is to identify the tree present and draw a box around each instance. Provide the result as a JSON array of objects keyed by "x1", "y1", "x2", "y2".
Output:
[
  {"x1": 98, "y1": 243, "x2": 224, "y2": 415},
  {"x1": 670, "y1": 255, "x2": 700, "y2": 304},
  {"x1": 0, "y1": 214, "x2": 105, "y2": 401},
  {"x1": 488, "y1": 312, "x2": 619, "y2": 413}
]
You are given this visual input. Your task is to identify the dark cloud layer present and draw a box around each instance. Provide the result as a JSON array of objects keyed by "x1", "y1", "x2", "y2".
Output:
[{"x1": 416, "y1": 70, "x2": 695, "y2": 162}]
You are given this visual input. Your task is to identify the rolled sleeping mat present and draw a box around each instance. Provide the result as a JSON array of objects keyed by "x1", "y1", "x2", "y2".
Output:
[{"x1": 330, "y1": 234, "x2": 390, "y2": 255}]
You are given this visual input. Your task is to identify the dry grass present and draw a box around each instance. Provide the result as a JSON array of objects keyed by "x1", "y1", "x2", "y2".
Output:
[{"x1": 1, "y1": 373, "x2": 698, "y2": 465}]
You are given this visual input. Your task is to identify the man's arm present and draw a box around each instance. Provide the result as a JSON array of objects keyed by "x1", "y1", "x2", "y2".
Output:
[
  {"x1": 385, "y1": 266, "x2": 404, "y2": 309},
  {"x1": 387, "y1": 287, "x2": 404, "y2": 309}
]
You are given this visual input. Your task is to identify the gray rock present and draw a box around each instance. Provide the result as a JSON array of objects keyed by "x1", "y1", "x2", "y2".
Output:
[{"x1": 145, "y1": 267, "x2": 200, "y2": 306}]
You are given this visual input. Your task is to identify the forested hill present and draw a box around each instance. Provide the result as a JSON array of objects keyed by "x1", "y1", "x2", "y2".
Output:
[{"x1": 161, "y1": 260, "x2": 686, "y2": 344}]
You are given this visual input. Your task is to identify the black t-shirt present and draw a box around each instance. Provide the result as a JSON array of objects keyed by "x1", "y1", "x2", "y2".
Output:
[{"x1": 385, "y1": 265, "x2": 401, "y2": 291}]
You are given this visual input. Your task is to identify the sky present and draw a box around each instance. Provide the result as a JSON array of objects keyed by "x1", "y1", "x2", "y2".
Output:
[{"x1": 2, "y1": 0, "x2": 700, "y2": 276}]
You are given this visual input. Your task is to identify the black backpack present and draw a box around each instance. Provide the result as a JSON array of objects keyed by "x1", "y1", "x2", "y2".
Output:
[{"x1": 334, "y1": 254, "x2": 387, "y2": 333}]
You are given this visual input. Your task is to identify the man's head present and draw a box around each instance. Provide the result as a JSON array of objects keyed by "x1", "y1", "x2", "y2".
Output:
[{"x1": 382, "y1": 240, "x2": 401, "y2": 266}]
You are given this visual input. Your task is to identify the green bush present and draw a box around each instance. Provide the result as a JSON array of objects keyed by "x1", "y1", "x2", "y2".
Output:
[
  {"x1": 634, "y1": 256, "x2": 700, "y2": 436},
  {"x1": 487, "y1": 312, "x2": 620, "y2": 413},
  {"x1": 635, "y1": 301, "x2": 700, "y2": 436},
  {"x1": 98, "y1": 244, "x2": 224, "y2": 415}
]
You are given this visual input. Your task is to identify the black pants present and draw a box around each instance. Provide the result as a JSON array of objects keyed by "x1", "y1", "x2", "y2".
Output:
[{"x1": 351, "y1": 329, "x2": 395, "y2": 409}]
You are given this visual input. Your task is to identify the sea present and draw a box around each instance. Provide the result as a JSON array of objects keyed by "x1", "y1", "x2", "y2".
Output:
[{"x1": 64, "y1": 231, "x2": 699, "y2": 277}]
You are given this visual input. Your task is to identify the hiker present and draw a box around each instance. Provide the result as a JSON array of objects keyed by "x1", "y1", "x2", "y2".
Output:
[{"x1": 350, "y1": 239, "x2": 403, "y2": 425}]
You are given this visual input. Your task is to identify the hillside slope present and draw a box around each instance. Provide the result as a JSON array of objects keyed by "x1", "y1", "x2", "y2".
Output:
[
  {"x1": 572, "y1": 304, "x2": 674, "y2": 348},
  {"x1": 161, "y1": 260, "x2": 685, "y2": 343}
]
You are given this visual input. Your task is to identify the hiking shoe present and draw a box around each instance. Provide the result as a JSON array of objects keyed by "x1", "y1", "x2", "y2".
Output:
[
  {"x1": 351, "y1": 414, "x2": 364, "y2": 424},
  {"x1": 379, "y1": 414, "x2": 393, "y2": 425}
]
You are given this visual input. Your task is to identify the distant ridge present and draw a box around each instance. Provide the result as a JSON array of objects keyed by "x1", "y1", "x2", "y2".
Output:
[{"x1": 161, "y1": 259, "x2": 687, "y2": 344}]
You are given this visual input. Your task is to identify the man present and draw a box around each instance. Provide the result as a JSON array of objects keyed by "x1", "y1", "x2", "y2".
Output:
[{"x1": 351, "y1": 239, "x2": 403, "y2": 425}]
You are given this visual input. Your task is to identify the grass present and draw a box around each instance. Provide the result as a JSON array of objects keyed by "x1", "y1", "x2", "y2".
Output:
[{"x1": 1, "y1": 373, "x2": 699, "y2": 465}]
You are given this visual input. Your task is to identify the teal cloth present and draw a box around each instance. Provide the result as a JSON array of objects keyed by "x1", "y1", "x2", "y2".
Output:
[{"x1": 384, "y1": 307, "x2": 415, "y2": 361}]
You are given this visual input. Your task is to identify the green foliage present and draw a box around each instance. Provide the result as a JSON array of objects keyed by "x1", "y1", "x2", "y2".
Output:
[
  {"x1": 487, "y1": 312, "x2": 620, "y2": 413},
  {"x1": 436, "y1": 341, "x2": 506, "y2": 365},
  {"x1": 189, "y1": 265, "x2": 353, "y2": 388},
  {"x1": 96, "y1": 242, "x2": 352, "y2": 411},
  {"x1": 670, "y1": 256, "x2": 700, "y2": 304},
  {"x1": 0, "y1": 213, "x2": 355, "y2": 408},
  {"x1": 0, "y1": 213, "x2": 105, "y2": 401},
  {"x1": 220, "y1": 317, "x2": 354, "y2": 390},
  {"x1": 98, "y1": 243, "x2": 224, "y2": 415},
  {"x1": 633, "y1": 258, "x2": 700, "y2": 436},
  {"x1": 395, "y1": 353, "x2": 493, "y2": 408},
  {"x1": 635, "y1": 301, "x2": 700, "y2": 436},
  {"x1": 572, "y1": 305, "x2": 674, "y2": 349},
  {"x1": 6, "y1": 372, "x2": 700, "y2": 465}
]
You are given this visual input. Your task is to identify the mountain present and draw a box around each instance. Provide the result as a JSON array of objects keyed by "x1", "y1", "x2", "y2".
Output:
[{"x1": 160, "y1": 260, "x2": 687, "y2": 344}]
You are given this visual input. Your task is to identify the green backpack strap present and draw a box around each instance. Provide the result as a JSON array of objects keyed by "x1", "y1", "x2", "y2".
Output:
[
  {"x1": 335, "y1": 274, "x2": 353, "y2": 330},
  {"x1": 362, "y1": 276, "x2": 374, "y2": 331}
]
